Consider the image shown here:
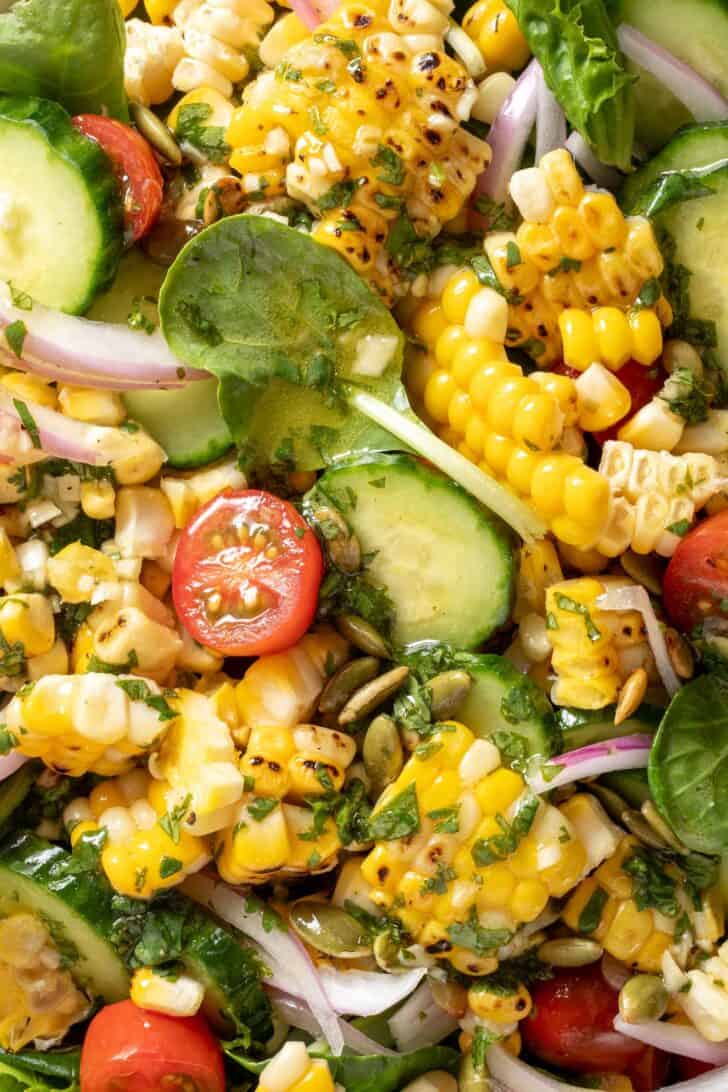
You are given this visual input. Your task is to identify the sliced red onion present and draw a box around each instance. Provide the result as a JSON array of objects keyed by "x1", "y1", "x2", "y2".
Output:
[
  {"x1": 388, "y1": 979, "x2": 458, "y2": 1053},
  {"x1": 317, "y1": 964, "x2": 427, "y2": 1019},
  {"x1": 183, "y1": 875, "x2": 344, "y2": 1055},
  {"x1": 615, "y1": 1015, "x2": 728, "y2": 1068},
  {"x1": 474, "y1": 58, "x2": 540, "y2": 206},
  {"x1": 617, "y1": 24, "x2": 728, "y2": 123},
  {"x1": 289, "y1": 0, "x2": 339, "y2": 29},
  {"x1": 271, "y1": 990, "x2": 397, "y2": 1056},
  {"x1": 526, "y1": 735, "x2": 652, "y2": 795},
  {"x1": 0, "y1": 281, "x2": 206, "y2": 391},
  {"x1": 564, "y1": 131, "x2": 622, "y2": 190},
  {"x1": 487, "y1": 1043, "x2": 607, "y2": 1091},
  {"x1": 596, "y1": 584, "x2": 681, "y2": 696},
  {"x1": 535, "y1": 67, "x2": 566, "y2": 161},
  {"x1": 0, "y1": 752, "x2": 29, "y2": 783}
]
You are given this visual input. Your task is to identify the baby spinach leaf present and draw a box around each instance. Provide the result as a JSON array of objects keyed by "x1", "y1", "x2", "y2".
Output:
[
  {"x1": 0, "y1": 1049, "x2": 80, "y2": 1092},
  {"x1": 0, "y1": 0, "x2": 127, "y2": 119},
  {"x1": 505, "y1": 0, "x2": 635, "y2": 169},
  {"x1": 649, "y1": 675, "x2": 728, "y2": 853}
]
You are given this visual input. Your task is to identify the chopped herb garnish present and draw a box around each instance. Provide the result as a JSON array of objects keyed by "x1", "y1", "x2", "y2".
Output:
[
  {"x1": 86, "y1": 649, "x2": 139, "y2": 675},
  {"x1": 578, "y1": 886, "x2": 609, "y2": 933},
  {"x1": 667, "y1": 519, "x2": 691, "y2": 537},
  {"x1": 427, "y1": 805, "x2": 460, "y2": 834},
  {"x1": 372, "y1": 145, "x2": 405, "y2": 187},
  {"x1": 159, "y1": 793, "x2": 193, "y2": 844},
  {"x1": 159, "y1": 856, "x2": 183, "y2": 879},
  {"x1": 554, "y1": 592, "x2": 601, "y2": 641},
  {"x1": 5, "y1": 321, "x2": 27, "y2": 359},
  {"x1": 115, "y1": 679, "x2": 178, "y2": 721},
  {"x1": 0, "y1": 727, "x2": 18, "y2": 755},
  {"x1": 447, "y1": 907, "x2": 511, "y2": 956},
  {"x1": 368, "y1": 782, "x2": 420, "y2": 840},
  {"x1": 505, "y1": 241, "x2": 522, "y2": 269},
  {"x1": 248, "y1": 797, "x2": 279, "y2": 822},
  {"x1": 12, "y1": 398, "x2": 39, "y2": 446},
  {"x1": 313, "y1": 32, "x2": 359, "y2": 58},
  {"x1": 471, "y1": 796, "x2": 539, "y2": 867},
  {"x1": 420, "y1": 862, "x2": 456, "y2": 895},
  {"x1": 174, "y1": 103, "x2": 230, "y2": 164}
]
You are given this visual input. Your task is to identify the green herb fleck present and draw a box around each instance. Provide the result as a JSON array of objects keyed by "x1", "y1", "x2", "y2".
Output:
[
  {"x1": 159, "y1": 856, "x2": 183, "y2": 879},
  {"x1": 159, "y1": 793, "x2": 193, "y2": 844},
  {"x1": 5, "y1": 321, "x2": 27, "y2": 359},
  {"x1": 555, "y1": 593, "x2": 601, "y2": 641},
  {"x1": 248, "y1": 797, "x2": 279, "y2": 822},
  {"x1": 116, "y1": 679, "x2": 178, "y2": 721},
  {"x1": 578, "y1": 887, "x2": 608, "y2": 933},
  {"x1": 368, "y1": 782, "x2": 420, "y2": 840}
]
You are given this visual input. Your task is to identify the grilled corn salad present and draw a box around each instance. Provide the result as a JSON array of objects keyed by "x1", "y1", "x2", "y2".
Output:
[{"x1": 1, "y1": 1, "x2": 728, "y2": 1091}]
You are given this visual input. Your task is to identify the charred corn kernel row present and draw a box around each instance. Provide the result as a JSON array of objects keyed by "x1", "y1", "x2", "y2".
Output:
[
  {"x1": 65, "y1": 769, "x2": 211, "y2": 899},
  {"x1": 563, "y1": 836, "x2": 724, "y2": 974},
  {"x1": 77, "y1": 601, "x2": 183, "y2": 685},
  {"x1": 227, "y1": 0, "x2": 488, "y2": 301},
  {"x1": 161, "y1": 456, "x2": 247, "y2": 528},
  {"x1": 131, "y1": 967, "x2": 205, "y2": 1017},
  {"x1": 461, "y1": 0, "x2": 529, "y2": 72},
  {"x1": 233, "y1": 627, "x2": 350, "y2": 746},
  {"x1": 259, "y1": 1042, "x2": 335, "y2": 1092},
  {"x1": 0, "y1": 914, "x2": 90, "y2": 1051},
  {"x1": 6, "y1": 672, "x2": 172, "y2": 777},
  {"x1": 670, "y1": 942, "x2": 728, "y2": 1042},
  {"x1": 502, "y1": 152, "x2": 666, "y2": 364},
  {"x1": 124, "y1": 19, "x2": 186, "y2": 106},
  {"x1": 239, "y1": 722, "x2": 357, "y2": 801},
  {"x1": 597, "y1": 441, "x2": 721, "y2": 558},
  {"x1": 559, "y1": 307, "x2": 663, "y2": 373},
  {"x1": 361, "y1": 722, "x2": 621, "y2": 975},
  {"x1": 215, "y1": 795, "x2": 342, "y2": 884}
]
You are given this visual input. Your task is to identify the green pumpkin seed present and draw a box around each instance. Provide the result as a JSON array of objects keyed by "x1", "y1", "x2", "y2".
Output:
[
  {"x1": 289, "y1": 900, "x2": 371, "y2": 958},
  {"x1": 319, "y1": 657, "x2": 381, "y2": 715},
  {"x1": 130, "y1": 102, "x2": 182, "y2": 165},
  {"x1": 363, "y1": 714, "x2": 403, "y2": 799},
  {"x1": 313, "y1": 505, "x2": 361, "y2": 572},
  {"x1": 426, "y1": 670, "x2": 472, "y2": 720},
  {"x1": 336, "y1": 613, "x2": 391, "y2": 658},
  {"x1": 538, "y1": 938, "x2": 603, "y2": 968},
  {"x1": 587, "y1": 782, "x2": 630, "y2": 826},
  {"x1": 621, "y1": 808, "x2": 671, "y2": 851},
  {"x1": 338, "y1": 666, "x2": 409, "y2": 726},
  {"x1": 458, "y1": 1053, "x2": 493, "y2": 1092},
  {"x1": 618, "y1": 975, "x2": 668, "y2": 1023},
  {"x1": 640, "y1": 801, "x2": 686, "y2": 854},
  {"x1": 372, "y1": 931, "x2": 415, "y2": 973}
]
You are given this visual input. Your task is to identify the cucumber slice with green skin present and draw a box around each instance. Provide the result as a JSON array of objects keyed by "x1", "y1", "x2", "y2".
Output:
[
  {"x1": 0, "y1": 832, "x2": 129, "y2": 1000},
  {"x1": 0, "y1": 95, "x2": 123, "y2": 314},
  {"x1": 0, "y1": 762, "x2": 36, "y2": 831},
  {"x1": 621, "y1": 122, "x2": 728, "y2": 211},
  {"x1": 307, "y1": 455, "x2": 516, "y2": 649},
  {"x1": 612, "y1": 0, "x2": 728, "y2": 152},
  {"x1": 123, "y1": 381, "x2": 232, "y2": 469},
  {"x1": 557, "y1": 704, "x2": 663, "y2": 751},
  {"x1": 600, "y1": 769, "x2": 650, "y2": 809}
]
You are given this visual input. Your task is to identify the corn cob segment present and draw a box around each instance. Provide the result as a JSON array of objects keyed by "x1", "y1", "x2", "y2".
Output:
[
  {"x1": 239, "y1": 722, "x2": 357, "y2": 801},
  {"x1": 559, "y1": 306, "x2": 663, "y2": 373},
  {"x1": 0, "y1": 913, "x2": 90, "y2": 1051},
  {"x1": 6, "y1": 673, "x2": 173, "y2": 777},
  {"x1": 361, "y1": 722, "x2": 621, "y2": 974},
  {"x1": 65, "y1": 769, "x2": 211, "y2": 899}
]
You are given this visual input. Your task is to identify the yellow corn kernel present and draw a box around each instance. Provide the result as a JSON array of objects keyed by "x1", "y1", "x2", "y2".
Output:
[
  {"x1": 424, "y1": 369, "x2": 459, "y2": 424},
  {"x1": 47, "y1": 543, "x2": 116, "y2": 603},
  {"x1": 575, "y1": 364, "x2": 632, "y2": 432},
  {"x1": 462, "y1": 0, "x2": 530, "y2": 71},
  {"x1": 552, "y1": 206, "x2": 595, "y2": 262},
  {"x1": 629, "y1": 309, "x2": 663, "y2": 366},
  {"x1": 540, "y1": 149, "x2": 584, "y2": 206},
  {"x1": 144, "y1": 0, "x2": 176, "y2": 21},
  {"x1": 81, "y1": 479, "x2": 116, "y2": 520},
  {"x1": 475, "y1": 768, "x2": 523, "y2": 815},
  {"x1": 578, "y1": 192, "x2": 627, "y2": 251},
  {"x1": 0, "y1": 592, "x2": 55, "y2": 656},
  {"x1": 557, "y1": 541, "x2": 609, "y2": 574},
  {"x1": 290, "y1": 1060, "x2": 336, "y2": 1092},
  {"x1": 259, "y1": 12, "x2": 310, "y2": 68},
  {"x1": 506, "y1": 447, "x2": 542, "y2": 495},
  {"x1": 131, "y1": 967, "x2": 205, "y2": 1017},
  {"x1": 516, "y1": 222, "x2": 561, "y2": 273},
  {"x1": 452, "y1": 339, "x2": 508, "y2": 389},
  {"x1": 561, "y1": 464, "x2": 610, "y2": 525},
  {"x1": 435, "y1": 324, "x2": 470, "y2": 367},
  {"x1": 468, "y1": 980, "x2": 532, "y2": 1023},
  {"x1": 559, "y1": 308, "x2": 599, "y2": 372},
  {"x1": 58, "y1": 387, "x2": 126, "y2": 427},
  {"x1": 441, "y1": 269, "x2": 481, "y2": 325},
  {"x1": 0, "y1": 527, "x2": 20, "y2": 587},
  {"x1": 119, "y1": 0, "x2": 137, "y2": 15},
  {"x1": 512, "y1": 392, "x2": 564, "y2": 452},
  {"x1": 469, "y1": 360, "x2": 519, "y2": 413},
  {"x1": 1, "y1": 372, "x2": 57, "y2": 408},
  {"x1": 411, "y1": 302, "x2": 449, "y2": 347},
  {"x1": 530, "y1": 454, "x2": 580, "y2": 517},
  {"x1": 592, "y1": 308, "x2": 632, "y2": 371}
]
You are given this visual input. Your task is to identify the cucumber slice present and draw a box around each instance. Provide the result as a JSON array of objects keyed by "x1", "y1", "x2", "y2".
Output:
[
  {"x1": 0, "y1": 95, "x2": 123, "y2": 314},
  {"x1": 613, "y1": 0, "x2": 728, "y2": 152},
  {"x1": 307, "y1": 455, "x2": 516, "y2": 649},
  {"x1": 456, "y1": 654, "x2": 559, "y2": 759},
  {"x1": 621, "y1": 122, "x2": 728, "y2": 211},
  {"x1": 0, "y1": 832, "x2": 129, "y2": 1000},
  {"x1": 557, "y1": 704, "x2": 663, "y2": 751},
  {"x1": 123, "y1": 381, "x2": 232, "y2": 469},
  {"x1": 0, "y1": 762, "x2": 36, "y2": 831},
  {"x1": 600, "y1": 769, "x2": 650, "y2": 809}
]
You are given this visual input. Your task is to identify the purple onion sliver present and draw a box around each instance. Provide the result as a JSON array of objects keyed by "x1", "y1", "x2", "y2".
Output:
[{"x1": 475, "y1": 58, "x2": 540, "y2": 206}]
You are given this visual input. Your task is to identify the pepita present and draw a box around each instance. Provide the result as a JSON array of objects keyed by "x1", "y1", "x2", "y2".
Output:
[
  {"x1": 372, "y1": 931, "x2": 415, "y2": 973},
  {"x1": 665, "y1": 627, "x2": 695, "y2": 680},
  {"x1": 319, "y1": 657, "x2": 381, "y2": 715},
  {"x1": 587, "y1": 782, "x2": 630, "y2": 826},
  {"x1": 338, "y1": 665, "x2": 409, "y2": 726},
  {"x1": 313, "y1": 505, "x2": 361, "y2": 573},
  {"x1": 203, "y1": 176, "x2": 247, "y2": 225},
  {"x1": 130, "y1": 102, "x2": 182, "y2": 164},
  {"x1": 618, "y1": 975, "x2": 668, "y2": 1023},
  {"x1": 640, "y1": 800, "x2": 686, "y2": 854},
  {"x1": 621, "y1": 808, "x2": 671, "y2": 851},
  {"x1": 538, "y1": 938, "x2": 603, "y2": 968},
  {"x1": 363, "y1": 714, "x2": 403, "y2": 799},
  {"x1": 289, "y1": 900, "x2": 372, "y2": 959},
  {"x1": 619, "y1": 550, "x2": 664, "y2": 597},
  {"x1": 614, "y1": 667, "x2": 648, "y2": 726},
  {"x1": 336, "y1": 613, "x2": 391, "y2": 658},
  {"x1": 426, "y1": 670, "x2": 472, "y2": 720}
]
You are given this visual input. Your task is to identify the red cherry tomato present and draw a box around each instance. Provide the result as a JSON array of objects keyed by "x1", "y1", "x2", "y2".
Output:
[
  {"x1": 554, "y1": 360, "x2": 665, "y2": 444},
  {"x1": 80, "y1": 1001, "x2": 225, "y2": 1092},
  {"x1": 674, "y1": 1056, "x2": 717, "y2": 1080},
  {"x1": 663, "y1": 508, "x2": 728, "y2": 632},
  {"x1": 72, "y1": 115, "x2": 163, "y2": 241},
  {"x1": 626, "y1": 1045, "x2": 671, "y2": 1092},
  {"x1": 522, "y1": 967, "x2": 646, "y2": 1074},
  {"x1": 173, "y1": 489, "x2": 323, "y2": 657}
]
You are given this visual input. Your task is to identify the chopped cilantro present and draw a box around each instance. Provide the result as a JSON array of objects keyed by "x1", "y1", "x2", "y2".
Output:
[
  {"x1": 447, "y1": 908, "x2": 511, "y2": 956},
  {"x1": 554, "y1": 592, "x2": 601, "y2": 641},
  {"x1": 159, "y1": 856, "x2": 183, "y2": 879},
  {"x1": 372, "y1": 145, "x2": 405, "y2": 186},
  {"x1": 174, "y1": 103, "x2": 230, "y2": 164},
  {"x1": 578, "y1": 886, "x2": 608, "y2": 933},
  {"x1": 86, "y1": 649, "x2": 139, "y2": 675},
  {"x1": 5, "y1": 321, "x2": 27, "y2": 359},
  {"x1": 427, "y1": 805, "x2": 460, "y2": 834},
  {"x1": 471, "y1": 796, "x2": 539, "y2": 867},
  {"x1": 248, "y1": 797, "x2": 279, "y2": 822},
  {"x1": 115, "y1": 679, "x2": 178, "y2": 721},
  {"x1": 12, "y1": 398, "x2": 39, "y2": 446},
  {"x1": 0, "y1": 727, "x2": 18, "y2": 755},
  {"x1": 368, "y1": 782, "x2": 420, "y2": 840},
  {"x1": 159, "y1": 794, "x2": 193, "y2": 844}
]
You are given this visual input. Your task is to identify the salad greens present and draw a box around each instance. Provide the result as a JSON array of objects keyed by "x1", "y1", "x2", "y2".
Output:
[
  {"x1": 505, "y1": 0, "x2": 635, "y2": 169},
  {"x1": 0, "y1": 1049, "x2": 79, "y2": 1092},
  {"x1": 0, "y1": 0, "x2": 127, "y2": 119}
]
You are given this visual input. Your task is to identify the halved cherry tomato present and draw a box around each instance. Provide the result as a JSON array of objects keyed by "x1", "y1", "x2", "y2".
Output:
[
  {"x1": 674, "y1": 1056, "x2": 717, "y2": 1080},
  {"x1": 173, "y1": 489, "x2": 323, "y2": 657},
  {"x1": 80, "y1": 1001, "x2": 225, "y2": 1092},
  {"x1": 72, "y1": 115, "x2": 164, "y2": 241},
  {"x1": 554, "y1": 360, "x2": 665, "y2": 444},
  {"x1": 663, "y1": 509, "x2": 728, "y2": 632},
  {"x1": 626, "y1": 1045, "x2": 671, "y2": 1092},
  {"x1": 521, "y1": 967, "x2": 646, "y2": 1075}
]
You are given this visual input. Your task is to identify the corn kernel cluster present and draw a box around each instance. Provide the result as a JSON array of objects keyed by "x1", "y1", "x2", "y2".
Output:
[
  {"x1": 361, "y1": 721, "x2": 621, "y2": 974},
  {"x1": 65, "y1": 769, "x2": 211, "y2": 899},
  {"x1": 559, "y1": 306, "x2": 663, "y2": 373},
  {"x1": 0, "y1": 914, "x2": 90, "y2": 1051},
  {"x1": 259, "y1": 1042, "x2": 336, "y2": 1092},
  {"x1": 671, "y1": 941, "x2": 728, "y2": 1042}
]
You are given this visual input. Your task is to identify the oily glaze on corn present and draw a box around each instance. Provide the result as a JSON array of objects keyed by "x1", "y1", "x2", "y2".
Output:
[{"x1": 361, "y1": 722, "x2": 621, "y2": 974}]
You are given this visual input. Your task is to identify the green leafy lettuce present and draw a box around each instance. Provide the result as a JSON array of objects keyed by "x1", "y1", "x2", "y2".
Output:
[
  {"x1": 0, "y1": 0, "x2": 127, "y2": 119},
  {"x1": 505, "y1": 0, "x2": 635, "y2": 169}
]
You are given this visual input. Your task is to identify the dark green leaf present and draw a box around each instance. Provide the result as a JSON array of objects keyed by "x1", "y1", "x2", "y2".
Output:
[
  {"x1": 174, "y1": 103, "x2": 230, "y2": 165},
  {"x1": 368, "y1": 782, "x2": 420, "y2": 840},
  {"x1": 5, "y1": 322, "x2": 27, "y2": 360}
]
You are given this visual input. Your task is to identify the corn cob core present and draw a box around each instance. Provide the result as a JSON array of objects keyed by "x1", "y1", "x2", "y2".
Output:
[
  {"x1": 259, "y1": 1042, "x2": 336, "y2": 1092},
  {"x1": 0, "y1": 913, "x2": 90, "y2": 1051},
  {"x1": 226, "y1": 0, "x2": 489, "y2": 301},
  {"x1": 563, "y1": 836, "x2": 725, "y2": 974},
  {"x1": 361, "y1": 721, "x2": 621, "y2": 974},
  {"x1": 65, "y1": 769, "x2": 211, "y2": 899},
  {"x1": 6, "y1": 673, "x2": 171, "y2": 777}
]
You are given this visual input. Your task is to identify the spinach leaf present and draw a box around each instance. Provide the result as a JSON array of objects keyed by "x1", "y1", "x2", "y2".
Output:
[
  {"x1": 649, "y1": 675, "x2": 728, "y2": 853},
  {"x1": 505, "y1": 0, "x2": 634, "y2": 169},
  {"x1": 0, "y1": 0, "x2": 127, "y2": 119},
  {"x1": 0, "y1": 1049, "x2": 79, "y2": 1092}
]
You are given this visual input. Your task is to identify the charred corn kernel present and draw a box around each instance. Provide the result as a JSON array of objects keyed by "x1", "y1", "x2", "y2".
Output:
[
  {"x1": 46, "y1": 543, "x2": 116, "y2": 603},
  {"x1": 0, "y1": 592, "x2": 54, "y2": 657},
  {"x1": 131, "y1": 967, "x2": 205, "y2": 1016},
  {"x1": 462, "y1": 0, "x2": 530, "y2": 71},
  {"x1": 66, "y1": 770, "x2": 211, "y2": 898},
  {"x1": 514, "y1": 539, "x2": 563, "y2": 620},
  {"x1": 90, "y1": 604, "x2": 183, "y2": 683},
  {"x1": 575, "y1": 364, "x2": 631, "y2": 433},
  {"x1": 150, "y1": 688, "x2": 244, "y2": 835},
  {"x1": 0, "y1": 528, "x2": 20, "y2": 588},
  {"x1": 362, "y1": 722, "x2": 619, "y2": 972},
  {"x1": 81, "y1": 478, "x2": 116, "y2": 520},
  {"x1": 468, "y1": 979, "x2": 532, "y2": 1022},
  {"x1": 617, "y1": 397, "x2": 684, "y2": 452},
  {"x1": 7, "y1": 672, "x2": 172, "y2": 776},
  {"x1": 57, "y1": 387, "x2": 125, "y2": 426},
  {"x1": 564, "y1": 837, "x2": 700, "y2": 974},
  {"x1": 578, "y1": 192, "x2": 627, "y2": 251},
  {"x1": 239, "y1": 721, "x2": 356, "y2": 802},
  {"x1": 546, "y1": 577, "x2": 622, "y2": 709},
  {"x1": 1, "y1": 372, "x2": 57, "y2": 409},
  {"x1": 0, "y1": 913, "x2": 89, "y2": 1051}
]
